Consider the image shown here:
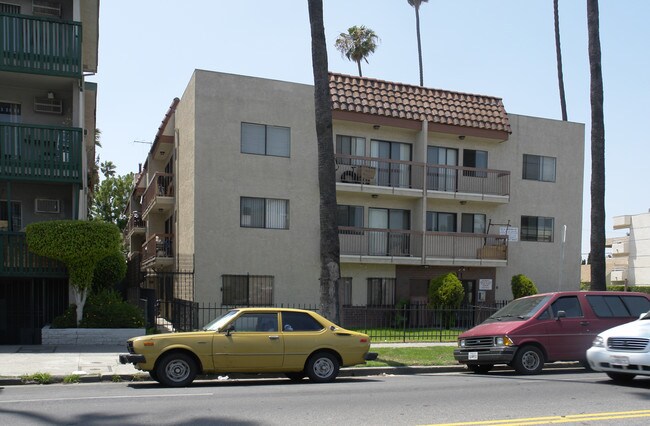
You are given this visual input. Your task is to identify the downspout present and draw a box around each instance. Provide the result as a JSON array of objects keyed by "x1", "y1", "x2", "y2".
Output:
[{"x1": 421, "y1": 119, "x2": 428, "y2": 265}]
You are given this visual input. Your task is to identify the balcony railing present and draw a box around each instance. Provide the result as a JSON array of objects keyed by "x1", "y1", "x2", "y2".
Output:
[
  {"x1": 142, "y1": 172, "x2": 174, "y2": 217},
  {"x1": 0, "y1": 123, "x2": 82, "y2": 182},
  {"x1": 0, "y1": 232, "x2": 66, "y2": 277},
  {"x1": 124, "y1": 214, "x2": 146, "y2": 238},
  {"x1": 141, "y1": 233, "x2": 174, "y2": 269},
  {"x1": 339, "y1": 227, "x2": 508, "y2": 261},
  {"x1": 334, "y1": 154, "x2": 510, "y2": 197},
  {"x1": 0, "y1": 13, "x2": 82, "y2": 77}
]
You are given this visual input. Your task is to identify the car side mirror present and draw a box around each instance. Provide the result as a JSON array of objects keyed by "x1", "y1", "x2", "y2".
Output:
[{"x1": 555, "y1": 310, "x2": 566, "y2": 320}]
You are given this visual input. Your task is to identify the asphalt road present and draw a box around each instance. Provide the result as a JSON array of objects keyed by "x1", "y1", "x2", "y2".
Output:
[{"x1": 1, "y1": 369, "x2": 649, "y2": 425}]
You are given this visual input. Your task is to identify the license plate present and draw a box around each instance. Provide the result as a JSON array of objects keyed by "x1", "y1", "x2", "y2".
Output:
[
  {"x1": 468, "y1": 351, "x2": 478, "y2": 361},
  {"x1": 610, "y1": 355, "x2": 629, "y2": 366}
]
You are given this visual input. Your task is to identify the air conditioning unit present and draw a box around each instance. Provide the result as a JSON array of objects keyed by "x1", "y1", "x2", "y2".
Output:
[
  {"x1": 610, "y1": 270, "x2": 627, "y2": 282},
  {"x1": 34, "y1": 97, "x2": 63, "y2": 114},
  {"x1": 32, "y1": 0, "x2": 61, "y2": 18},
  {"x1": 35, "y1": 198, "x2": 60, "y2": 214}
]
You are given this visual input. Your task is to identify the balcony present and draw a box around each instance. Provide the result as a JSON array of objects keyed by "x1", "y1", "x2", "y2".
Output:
[
  {"x1": 142, "y1": 172, "x2": 174, "y2": 219},
  {"x1": 0, "y1": 123, "x2": 82, "y2": 183},
  {"x1": 335, "y1": 154, "x2": 510, "y2": 202},
  {"x1": 339, "y1": 227, "x2": 508, "y2": 266},
  {"x1": 0, "y1": 232, "x2": 66, "y2": 277},
  {"x1": 141, "y1": 233, "x2": 174, "y2": 271},
  {"x1": 0, "y1": 13, "x2": 82, "y2": 77},
  {"x1": 124, "y1": 214, "x2": 146, "y2": 240}
]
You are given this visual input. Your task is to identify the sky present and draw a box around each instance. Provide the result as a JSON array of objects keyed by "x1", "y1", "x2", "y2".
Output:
[{"x1": 91, "y1": 0, "x2": 650, "y2": 255}]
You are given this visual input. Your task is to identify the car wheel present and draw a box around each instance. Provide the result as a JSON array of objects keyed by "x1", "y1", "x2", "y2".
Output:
[
  {"x1": 156, "y1": 352, "x2": 198, "y2": 387},
  {"x1": 148, "y1": 370, "x2": 159, "y2": 382},
  {"x1": 513, "y1": 346, "x2": 544, "y2": 375},
  {"x1": 606, "y1": 372, "x2": 636, "y2": 383},
  {"x1": 306, "y1": 352, "x2": 339, "y2": 383},
  {"x1": 285, "y1": 372, "x2": 305, "y2": 382},
  {"x1": 467, "y1": 364, "x2": 493, "y2": 374}
]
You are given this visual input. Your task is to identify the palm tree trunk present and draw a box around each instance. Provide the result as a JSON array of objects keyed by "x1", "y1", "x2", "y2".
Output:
[
  {"x1": 356, "y1": 60, "x2": 363, "y2": 77},
  {"x1": 307, "y1": 0, "x2": 341, "y2": 322},
  {"x1": 554, "y1": 0, "x2": 568, "y2": 121},
  {"x1": 587, "y1": 0, "x2": 606, "y2": 291},
  {"x1": 415, "y1": 5, "x2": 424, "y2": 86}
]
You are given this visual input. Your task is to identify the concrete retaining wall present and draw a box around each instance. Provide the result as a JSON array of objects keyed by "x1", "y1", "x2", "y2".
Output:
[{"x1": 41, "y1": 326, "x2": 146, "y2": 345}]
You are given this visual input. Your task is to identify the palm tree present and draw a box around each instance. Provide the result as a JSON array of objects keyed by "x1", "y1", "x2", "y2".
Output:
[
  {"x1": 334, "y1": 25, "x2": 379, "y2": 77},
  {"x1": 587, "y1": 0, "x2": 606, "y2": 290},
  {"x1": 308, "y1": 0, "x2": 341, "y2": 323},
  {"x1": 554, "y1": 0, "x2": 568, "y2": 120},
  {"x1": 408, "y1": 0, "x2": 428, "y2": 86},
  {"x1": 100, "y1": 160, "x2": 116, "y2": 178}
]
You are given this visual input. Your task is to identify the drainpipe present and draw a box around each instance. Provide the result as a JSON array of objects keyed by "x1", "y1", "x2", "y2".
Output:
[{"x1": 421, "y1": 119, "x2": 428, "y2": 265}]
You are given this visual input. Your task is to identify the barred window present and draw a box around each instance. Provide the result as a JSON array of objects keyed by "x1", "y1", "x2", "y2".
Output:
[
  {"x1": 367, "y1": 278, "x2": 395, "y2": 306},
  {"x1": 222, "y1": 275, "x2": 274, "y2": 306},
  {"x1": 339, "y1": 277, "x2": 352, "y2": 306},
  {"x1": 240, "y1": 197, "x2": 289, "y2": 229}
]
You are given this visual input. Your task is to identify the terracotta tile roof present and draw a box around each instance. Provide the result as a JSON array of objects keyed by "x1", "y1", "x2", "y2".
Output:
[{"x1": 329, "y1": 73, "x2": 511, "y2": 134}]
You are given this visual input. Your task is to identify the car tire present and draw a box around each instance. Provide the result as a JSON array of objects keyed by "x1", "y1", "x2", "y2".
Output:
[
  {"x1": 606, "y1": 372, "x2": 636, "y2": 383},
  {"x1": 306, "y1": 352, "x2": 339, "y2": 383},
  {"x1": 285, "y1": 372, "x2": 305, "y2": 382},
  {"x1": 156, "y1": 352, "x2": 198, "y2": 387},
  {"x1": 148, "y1": 370, "x2": 159, "y2": 383},
  {"x1": 467, "y1": 364, "x2": 493, "y2": 374},
  {"x1": 513, "y1": 345, "x2": 544, "y2": 375}
]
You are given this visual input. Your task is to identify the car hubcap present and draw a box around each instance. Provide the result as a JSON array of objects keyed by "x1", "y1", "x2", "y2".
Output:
[
  {"x1": 522, "y1": 351, "x2": 540, "y2": 371},
  {"x1": 166, "y1": 359, "x2": 190, "y2": 382},
  {"x1": 313, "y1": 357, "x2": 334, "y2": 378}
]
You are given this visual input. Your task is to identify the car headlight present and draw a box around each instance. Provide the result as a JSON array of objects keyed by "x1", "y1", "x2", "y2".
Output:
[
  {"x1": 495, "y1": 336, "x2": 514, "y2": 347},
  {"x1": 592, "y1": 336, "x2": 605, "y2": 347},
  {"x1": 459, "y1": 339, "x2": 466, "y2": 348}
]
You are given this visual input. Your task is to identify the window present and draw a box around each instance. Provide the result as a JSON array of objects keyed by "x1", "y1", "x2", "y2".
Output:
[
  {"x1": 231, "y1": 313, "x2": 278, "y2": 332},
  {"x1": 521, "y1": 216, "x2": 554, "y2": 242},
  {"x1": 523, "y1": 154, "x2": 556, "y2": 182},
  {"x1": 426, "y1": 212, "x2": 456, "y2": 232},
  {"x1": 281, "y1": 311, "x2": 324, "y2": 332},
  {"x1": 222, "y1": 275, "x2": 274, "y2": 306},
  {"x1": 0, "y1": 200, "x2": 21, "y2": 231},
  {"x1": 339, "y1": 277, "x2": 352, "y2": 306},
  {"x1": 461, "y1": 213, "x2": 486, "y2": 234},
  {"x1": 0, "y1": 3, "x2": 21, "y2": 14},
  {"x1": 240, "y1": 197, "x2": 289, "y2": 229},
  {"x1": 367, "y1": 278, "x2": 395, "y2": 306},
  {"x1": 371, "y1": 140, "x2": 412, "y2": 187},
  {"x1": 336, "y1": 135, "x2": 365, "y2": 164},
  {"x1": 463, "y1": 149, "x2": 487, "y2": 177},
  {"x1": 241, "y1": 122, "x2": 290, "y2": 157},
  {"x1": 587, "y1": 295, "x2": 650, "y2": 318},
  {"x1": 551, "y1": 296, "x2": 583, "y2": 318},
  {"x1": 0, "y1": 102, "x2": 21, "y2": 123},
  {"x1": 427, "y1": 146, "x2": 458, "y2": 191},
  {"x1": 337, "y1": 205, "x2": 363, "y2": 228}
]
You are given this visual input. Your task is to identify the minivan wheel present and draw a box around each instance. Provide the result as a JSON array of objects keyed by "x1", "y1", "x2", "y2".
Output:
[
  {"x1": 513, "y1": 346, "x2": 544, "y2": 374},
  {"x1": 467, "y1": 364, "x2": 493, "y2": 374},
  {"x1": 606, "y1": 372, "x2": 636, "y2": 383}
]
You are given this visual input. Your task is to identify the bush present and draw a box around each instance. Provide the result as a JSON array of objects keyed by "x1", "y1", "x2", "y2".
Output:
[
  {"x1": 51, "y1": 290, "x2": 144, "y2": 328},
  {"x1": 511, "y1": 274, "x2": 538, "y2": 299},
  {"x1": 93, "y1": 252, "x2": 127, "y2": 293},
  {"x1": 428, "y1": 273, "x2": 464, "y2": 308}
]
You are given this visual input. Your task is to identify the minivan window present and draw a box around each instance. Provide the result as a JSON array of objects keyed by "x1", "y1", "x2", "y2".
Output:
[
  {"x1": 486, "y1": 295, "x2": 552, "y2": 322},
  {"x1": 551, "y1": 296, "x2": 582, "y2": 318},
  {"x1": 621, "y1": 296, "x2": 650, "y2": 316},
  {"x1": 587, "y1": 295, "x2": 650, "y2": 318}
]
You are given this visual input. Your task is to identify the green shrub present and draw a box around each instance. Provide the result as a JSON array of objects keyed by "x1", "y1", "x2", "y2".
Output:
[
  {"x1": 428, "y1": 273, "x2": 464, "y2": 308},
  {"x1": 93, "y1": 252, "x2": 127, "y2": 293},
  {"x1": 51, "y1": 305, "x2": 78, "y2": 328},
  {"x1": 79, "y1": 290, "x2": 144, "y2": 328},
  {"x1": 511, "y1": 274, "x2": 538, "y2": 299}
]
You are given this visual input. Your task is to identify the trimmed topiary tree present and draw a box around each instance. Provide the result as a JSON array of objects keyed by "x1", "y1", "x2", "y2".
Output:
[
  {"x1": 428, "y1": 273, "x2": 465, "y2": 328},
  {"x1": 93, "y1": 251, "x2": 127, "y2": 293},
  {"x1": 511, "y1": 274, "x2": 538, "y2": 299},
  {"x1": 26, "y1": 220, "x2": 122, "y2": 325}
]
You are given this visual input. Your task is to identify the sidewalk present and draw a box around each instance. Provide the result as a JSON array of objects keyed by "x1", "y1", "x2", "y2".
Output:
[{"x1": 0, "y1": 342, "x2": 459, "y2": 386}]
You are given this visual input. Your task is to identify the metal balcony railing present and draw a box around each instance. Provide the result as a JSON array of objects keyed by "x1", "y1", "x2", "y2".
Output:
[
  {"x1": 0, "y1": 13, "x2": 82, "y2": 77},
  {"x1": 0, "y1": 232, "x2": 66, "y2": 277},
  {"x1": 0, "y1": 123, "x2": 82, "y2": 182},
  {"x1": 141, "y1": 172, "x2": 174, "y2": 216},
  {"x1": 141, "y1": 233, "x2": 174, "y2": 267}
]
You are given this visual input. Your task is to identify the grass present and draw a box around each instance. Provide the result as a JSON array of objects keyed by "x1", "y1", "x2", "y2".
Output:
[
  {"x1": 352, "y1": 328, "x2": 461, "y2": 343},
  {"x1": 20, "y1": 372, "x2": 53, "y2": 385},
  {"x1": 364, "y1": 346, "x2": 457, "y2": 367},
  {"x1": 63, "y1": 374, "x2": 81, "y2": 384}
]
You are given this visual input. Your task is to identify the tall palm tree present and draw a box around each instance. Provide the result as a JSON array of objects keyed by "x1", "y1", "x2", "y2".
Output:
[
  {"x1": 334, "y1": 25, "x2": 379, "y2": 77},
  {"x1": 554, "y1": 0, "x2": 568, "y2": 120},
  {"x1": 587, "y1": 0, "x2": 606, "y2": 290},
  {"x1": 308, "y1": 0, "x2": 340, "y2": 323},
  {"x1": 408, "y1": 0, "x2": 428, "y2": 86}
]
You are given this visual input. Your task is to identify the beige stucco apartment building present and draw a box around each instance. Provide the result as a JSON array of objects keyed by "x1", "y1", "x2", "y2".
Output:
[{"x1": 124, "y1": 70, "x2": 584, "y2": 316}]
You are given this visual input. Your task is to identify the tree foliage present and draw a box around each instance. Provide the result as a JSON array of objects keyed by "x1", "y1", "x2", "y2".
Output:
[
  {"x1": 428, "y1": 273, "x2": 464, "y2": 308},
  {"x1": 93, "y1": 251, "x2": 127, "y2": 293},
  {"x1": 511, "y1": 274, "x2": 538, "y2": 299},
  {"x1": 334, "y1": 25, "x2": 379, "y2": 77},
  {"x1": 90, "y1": 170, "x2": 134, "y2": 231},
  {"x1": 26, "y1": 220, "x2": 123, "y2": 324}
]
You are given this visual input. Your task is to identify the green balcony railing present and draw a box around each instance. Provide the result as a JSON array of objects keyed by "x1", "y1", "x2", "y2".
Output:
[
  {"x1": 0, "y1": 13, "x2": 81, "y2": 77},
  {"x1": 0, "y1": 232, "x2": 67, "y2": 277},
  {"x1": 0, "y1": 123, "x2": 83, "y2": 183}
]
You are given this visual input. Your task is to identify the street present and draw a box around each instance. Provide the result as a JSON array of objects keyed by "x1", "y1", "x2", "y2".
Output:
[{"x1": 1, "y1": 368, "x2": 649, "y2": 425}]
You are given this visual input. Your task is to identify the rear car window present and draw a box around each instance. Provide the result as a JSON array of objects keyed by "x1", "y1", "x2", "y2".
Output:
[
  {"x1": 282, "y1": 312, "x2": 324, "y2": 331},
  {"x1": 587, "y1": 295, "x2": 650, "y2": 318}
]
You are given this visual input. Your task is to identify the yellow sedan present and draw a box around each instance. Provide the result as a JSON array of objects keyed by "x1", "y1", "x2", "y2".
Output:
[{"x1": 119, "y1": 308, "x2": 377, "y2": 387}]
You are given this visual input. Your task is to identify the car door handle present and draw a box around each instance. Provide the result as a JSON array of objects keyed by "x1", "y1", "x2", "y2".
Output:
[
  {"x1": 580, "y1": 321, "x2": 590, "y2": 326},
  {"x1": 268, "y1": 335, "x2": 280, "y2": 340}
]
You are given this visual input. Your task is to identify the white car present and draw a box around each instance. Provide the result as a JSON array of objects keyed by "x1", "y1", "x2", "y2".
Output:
[{"x1": 586, "y1": 310, "x2": 650, "y2": 383}]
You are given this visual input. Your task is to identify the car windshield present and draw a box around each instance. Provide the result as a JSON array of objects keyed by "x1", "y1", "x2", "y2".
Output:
[
  {"x1": 202, "y1": 310, "x2": 239, "y2": 331},
  {"x1": 485, "y1": 295, "x2": 552, "y2": 323}
]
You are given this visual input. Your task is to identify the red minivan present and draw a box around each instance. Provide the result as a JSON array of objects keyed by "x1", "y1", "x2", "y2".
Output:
[{"x1": 454, "y1": 291, "x2": 650, "y2": 374}]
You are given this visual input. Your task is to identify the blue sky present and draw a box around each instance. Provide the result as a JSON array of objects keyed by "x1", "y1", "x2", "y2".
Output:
[{"x1": 91, "y1": 0, "x2": 650, "y2": 254}]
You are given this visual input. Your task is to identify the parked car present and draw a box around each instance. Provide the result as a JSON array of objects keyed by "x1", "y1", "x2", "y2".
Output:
[
  {"x1": 119, "y1": 307, "x2": 377, "y2": 387},
  {"x1": 586, "y1": 309, "x2": 650, "y2": 383},
  {"x1": 454, "y1": 291, "x2": 650, "y2": 375}
]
